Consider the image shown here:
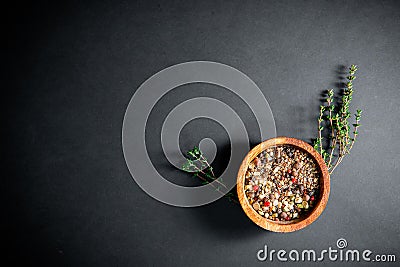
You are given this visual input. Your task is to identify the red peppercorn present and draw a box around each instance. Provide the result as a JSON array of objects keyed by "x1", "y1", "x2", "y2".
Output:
[
  {"x1": 264, "y1": 201, "x2": 270, "y2": 207},
  {"x1": 291, "y1": 178, "x2": 297, "y2": 183},
  {"x1": 285, "y1": 217, "x2": 291, "y2": 221},
  {"x1": 253, "y1": 185, "x2": 259, "y2": 191},
  {"x1": 287, "y1": 169, "x2": 292, "y2": 174},
  {"x1": 310, "y1": 196, "x2": 315, "y2": 201}
]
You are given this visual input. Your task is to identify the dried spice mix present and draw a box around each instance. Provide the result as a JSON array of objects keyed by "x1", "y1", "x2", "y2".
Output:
[{"x1": 244, "y1": 145, "x2": 320, "y2": 221}]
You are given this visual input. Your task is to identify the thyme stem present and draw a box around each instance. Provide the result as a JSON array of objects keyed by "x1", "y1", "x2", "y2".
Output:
[
  {"x1": 315, "y1": 65, "x2": 362, "y2": 174},
  {"x1": 181, "y1": 146, "x2": 238, "y2": 203}
]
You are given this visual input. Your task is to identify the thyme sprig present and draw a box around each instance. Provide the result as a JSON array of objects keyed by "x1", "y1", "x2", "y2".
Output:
[
  {"x1": 314, "y1": 65, "x2": 362, "y2": 174},
  {"x1": 181, "y1": 146, "x2": 239, "y2": 204}
]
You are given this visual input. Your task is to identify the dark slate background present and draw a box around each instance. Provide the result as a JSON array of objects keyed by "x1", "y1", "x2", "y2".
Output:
[{"x1": 5, "y1": 0, "x2": 400, "y2": 266}]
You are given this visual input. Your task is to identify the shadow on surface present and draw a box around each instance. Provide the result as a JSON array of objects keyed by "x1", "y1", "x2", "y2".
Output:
[
  {"x1": 190, "y1": 197, "x2": 267, "y2": 241},
  {"x1": 308, "y1": 65, "x2": 347, "y2": 147},
  {"x1": 188, "y1": 142, "x2": 270, "y2": 240}
]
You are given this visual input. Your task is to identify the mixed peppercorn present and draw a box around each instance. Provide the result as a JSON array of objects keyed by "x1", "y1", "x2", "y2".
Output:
[{"x1": 244, "y1": 145, "x2": 320, "y2": 221}]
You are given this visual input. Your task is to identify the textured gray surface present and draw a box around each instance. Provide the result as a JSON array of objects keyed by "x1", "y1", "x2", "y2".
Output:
[{"x1": 5, "y1": 0, "x2": 400, "y2": 266}]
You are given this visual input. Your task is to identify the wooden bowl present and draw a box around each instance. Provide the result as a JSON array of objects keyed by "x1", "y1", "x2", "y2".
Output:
[{"x1": 237, "y1": 137, "x2": 330, "y2": 232}]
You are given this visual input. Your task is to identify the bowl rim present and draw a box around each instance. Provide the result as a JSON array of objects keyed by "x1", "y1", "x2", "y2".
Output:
[{"x1": 236, "y1": 136, "x2": 330, "y2": 232}]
